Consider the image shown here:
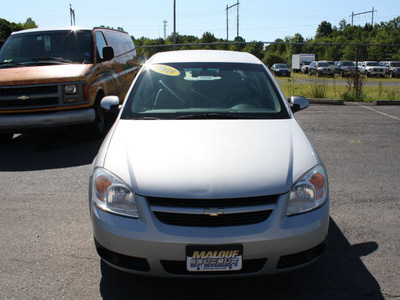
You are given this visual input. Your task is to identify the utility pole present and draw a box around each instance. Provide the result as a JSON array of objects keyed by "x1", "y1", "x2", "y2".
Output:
[
  {"x1": 226, "y1": 1, "x2": 239, "y2": 41},
  {"x1": 163, "y1": 20, "x2": 168, "y2": 40},
  {"x1": 173, "y1": 0, "x2": 176, "y2": 45},
  {"x1": 70, "y1": 4, "x2": 76, "y2": 26},
  {"x1": 350, "y1": 7, "x2": 377, "y2": 26}
]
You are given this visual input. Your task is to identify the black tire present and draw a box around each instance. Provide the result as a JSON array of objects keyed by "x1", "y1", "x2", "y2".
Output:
[
  {"x1": 0, "y1": 133, "x2": 13, "y2": 143},
  {"x1": 86, "y1": 94, "x2": 114, "y2": 139}
]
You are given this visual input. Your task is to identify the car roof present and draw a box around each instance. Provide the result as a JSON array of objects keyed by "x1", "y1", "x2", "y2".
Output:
[
  {"x1": 11, "y1": 26, "x2": 92, "y2": 35},
  {"x1": 147, "y1": 50, "x2": 262, "y2": 65}
]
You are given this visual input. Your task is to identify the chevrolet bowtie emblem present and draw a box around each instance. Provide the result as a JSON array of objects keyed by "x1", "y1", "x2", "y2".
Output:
[
  {"x1": 18, "y1": 95, "x2": 30, "y2": 101},
  {"x1": 203, "y1": 208, "x2": 224, "y2": 216}
]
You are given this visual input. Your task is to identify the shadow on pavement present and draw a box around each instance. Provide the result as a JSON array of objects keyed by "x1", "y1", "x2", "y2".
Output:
[
  {"x1": 99, "y1": 218, "x2": 382, "y2": 300},
  {"x1": 0, "y1": 129, "x2": 103, "y2": 171}
]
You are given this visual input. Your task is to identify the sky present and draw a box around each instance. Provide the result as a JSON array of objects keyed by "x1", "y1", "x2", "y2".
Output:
[{"x1": 1, "y1": 0, "x2": 400, "y2": 42}]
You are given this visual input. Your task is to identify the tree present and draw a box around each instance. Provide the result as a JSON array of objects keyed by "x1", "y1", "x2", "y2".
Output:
[
  {"x1": 200, "y1": 32, "x2": 217, "y2": 49},
  {"x1": 315, "y1": 21, "x2": 333, "y2": 39},
  {"x1": 262, "y1": 53, "x2": 286, "y2": 68},
  {"x1": 230, "y1": 36, "x2": 246, "y2": 51},
  {"x1": 0, "y1": 18, "x2": 27, "y2": 47},
  {"x1": 339, "y1": 19, "x2": 348, "y2": 31},
  {"x1": 23, "y1": 18, "x2": 37, "y2": 29},
  {"x1": 243, "y1": 42, "x2": 264, "y2": 60}
]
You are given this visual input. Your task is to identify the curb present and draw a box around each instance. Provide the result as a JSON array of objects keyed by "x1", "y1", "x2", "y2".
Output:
[
  {"x1": 307, "y1": 99, "x2": 400, "y2": 105},
  {"x1": 307, "y1": 98, "x2": 344, "y2": 105},
  {"x1": 375, "y1": 100, "x2": 400, "y2": 105}
]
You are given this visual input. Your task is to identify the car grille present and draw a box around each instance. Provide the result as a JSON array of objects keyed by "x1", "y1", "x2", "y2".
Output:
[
  {"x1": 0, "y1": 84, "x2": 60, "y2": 110},
  {"x1": 147, "y1": 195, "x2": 278, "y2": 227}
]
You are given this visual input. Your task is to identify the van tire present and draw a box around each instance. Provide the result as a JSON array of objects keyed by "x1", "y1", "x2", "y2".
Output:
[
  {"x1": 86, "y1": 94, "x2": 112, "y2": 139},
  {"x1": 0, "y1": 134, "x2": 13, "y2": 143}
]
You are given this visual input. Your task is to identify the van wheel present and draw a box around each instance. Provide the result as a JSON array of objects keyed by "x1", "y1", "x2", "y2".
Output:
[
  {"x1": 0, "y1": 134, "x2": 13, "y2": 142},
  {"x1": 86, "y1": 95, "x2": 112, "y2": 139}
]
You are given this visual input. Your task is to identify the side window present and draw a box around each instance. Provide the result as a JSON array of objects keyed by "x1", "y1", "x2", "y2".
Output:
[{"x1": 95, "y1": 31, "x2": 107, "y2": 60}]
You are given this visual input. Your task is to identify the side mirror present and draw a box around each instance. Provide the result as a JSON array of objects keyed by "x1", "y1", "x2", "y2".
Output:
[
  {"x1": 101, "y1": 95, "x2": 120, "y2": 114},
  {"x1": 102, "y1": 46, "x2": 114, "y2": 61},
  {"x1": 290, "y1": 96, "x2": 309, "y2": 113}
]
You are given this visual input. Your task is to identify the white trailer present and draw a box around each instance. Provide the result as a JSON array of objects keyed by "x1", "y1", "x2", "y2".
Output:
[{"x1": 292, "y1": 54, "x2": 315, "y2": 73}]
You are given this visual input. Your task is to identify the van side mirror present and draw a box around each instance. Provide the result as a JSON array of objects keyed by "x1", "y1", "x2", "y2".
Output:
[
  {"x1": 290, "y1": 96, "x2": 309, "y2": 113},
  {"x1": 102, "y1": 46, "x2": 114, "y2": 61},
  {"x1": 101, "y1": 95, "x2": 120, "y2": 114}
]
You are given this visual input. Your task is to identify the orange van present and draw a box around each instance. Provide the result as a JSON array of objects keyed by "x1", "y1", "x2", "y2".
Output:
[{"x1": 0, "y1": 26, "x2": 139, "y2": 141}]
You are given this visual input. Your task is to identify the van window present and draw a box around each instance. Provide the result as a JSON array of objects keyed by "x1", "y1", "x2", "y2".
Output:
[
  {"x1": 95, "y1": 31, "x2": 108, "y2": 60},
  {"x1": 0, "y1": 30, "x2": 92, "y2": 64},
  {"x1": 102, "y1": 31, "x2": 135, "y2": 57}
]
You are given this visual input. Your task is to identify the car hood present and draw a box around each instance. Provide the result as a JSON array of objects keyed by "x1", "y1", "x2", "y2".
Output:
[
  {"x1": 0, "y1": 64, "x2": 91, "y2": 86},
  {"x1": 100, "y1": 119, "x2": 318, "y2": 199}
]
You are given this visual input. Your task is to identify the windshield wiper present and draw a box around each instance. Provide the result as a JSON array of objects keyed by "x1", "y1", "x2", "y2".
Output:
[
  {"x1": 30, "y1": 57, "x2": 73, "y2": 64},
  {"x1": 131, "y1": 116, "x2": 160, "y2": 120},
  {"x1": 0, "y1": 61, "x2": 28, "y2": 67},
  {"x1": 176, "y1": 113, "x2": 249, "y2": 120}
]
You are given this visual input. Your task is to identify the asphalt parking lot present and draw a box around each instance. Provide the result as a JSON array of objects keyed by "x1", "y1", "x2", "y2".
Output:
[{"x1": 0, "y1": 102, "x2": 399, "y2": 299}]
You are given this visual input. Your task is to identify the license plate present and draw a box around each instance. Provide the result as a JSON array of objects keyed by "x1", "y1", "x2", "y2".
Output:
[{"x1": 186, "y1": 245, "x2": 243, "y2": 272}]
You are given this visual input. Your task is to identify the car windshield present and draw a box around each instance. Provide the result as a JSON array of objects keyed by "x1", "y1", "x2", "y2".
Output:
[
  {"x1": 275, "y1": 64, "x2": 288, "y2": 68},
  {"x1": 121, "y1": 62, "x2": 290, "y2": 120},
  {"x1": 391, "y1": 62, "x2": 400, "y2": 67},
  {"x1": 318, "y1": 62, "x2": 329, "y2": 67},
  {"x1": 366, "y1": 62, "x2": 379, "y2": 66},
  {"x1": 0, "y1": 30, "x2": 93, "y2": 65},
  {"x1": 342, "y1": 61, "x2": 355, "y2": 66}
]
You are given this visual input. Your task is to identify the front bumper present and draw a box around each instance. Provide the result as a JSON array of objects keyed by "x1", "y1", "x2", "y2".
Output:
[
  {"x1": 90, "y1": 193, "x2": 329, "y2": 277},
  {"x1": 0, "y1": 108, "x2": 95, "y2": 132}
]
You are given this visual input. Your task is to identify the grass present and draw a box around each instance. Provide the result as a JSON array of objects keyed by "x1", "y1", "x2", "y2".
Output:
[{"x1": 275, "y1": 73, "x2": 400, "y2": 101}]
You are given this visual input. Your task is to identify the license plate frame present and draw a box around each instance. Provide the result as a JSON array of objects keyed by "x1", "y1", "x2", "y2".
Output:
[{"x1": 186, "y1": 245, "x2": 243, "y2": 272}]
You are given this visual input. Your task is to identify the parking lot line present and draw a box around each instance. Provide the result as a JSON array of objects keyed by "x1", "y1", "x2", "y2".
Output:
[{"x1": 352, "y1": 102, "x2": 400, "y2": 121}]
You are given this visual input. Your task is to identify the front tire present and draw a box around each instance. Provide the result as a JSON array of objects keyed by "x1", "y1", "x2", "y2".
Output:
[
  {"x1": 86, "y1": 95, "x2": 114, "y2": 139},
  {"x1": 0, "y1": 133, "x2": 13, "y2": 143}
]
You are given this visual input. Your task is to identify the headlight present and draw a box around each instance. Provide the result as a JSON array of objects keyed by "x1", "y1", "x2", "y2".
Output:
[
  {"x1": 64, "y1": 84, "x2": 78, "y2": 94},
  {"x1": 287, "y1": 165, "x2": 328, "y2": 216},
  {"x1": 92, "y1": 168, "x2": 139, "y2": 218}
]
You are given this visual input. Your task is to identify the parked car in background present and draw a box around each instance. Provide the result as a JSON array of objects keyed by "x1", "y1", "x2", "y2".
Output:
[
  {"x1": 380, "y1": 61, "x2": 400, "y2": 78},
  {"x1": 308, "y1": 61, "x2": 334, "y2": 77},
  {"x1": 334, "y1": 61, "x2": 356, "y2": 77},
  {"x1": 355, "y1": 61, "x2": 363, "y2": 72},
  {"x1": 270, "y1": 63, "x2": 291, "y2": 77},
  {"x1": 0, "y1": 26, "x2": 139, "y2": 142},
  {"x1": 360, "y1": 61, "x2": 386, "y2": 77},
  {"x1": 89, "y1": 50, "x2": 329, "y2": 277},
  {"x1": 301, "y1": 61, "x2": 311, "y2": 74}
]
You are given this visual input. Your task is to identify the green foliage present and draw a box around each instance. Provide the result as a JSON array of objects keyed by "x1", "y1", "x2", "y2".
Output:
[
  {"x1": 309, "y1": 79, "x2": 327, "y2": 98},
  {"x1": 1, "y1": 17, "x2": 38, "y2": 48},
  {"x1": 315, "y1": 21, "x2": 333, "y2": 39},
  {"x1": 262, "y1": 52, "x2": 286, "y2": 67}
]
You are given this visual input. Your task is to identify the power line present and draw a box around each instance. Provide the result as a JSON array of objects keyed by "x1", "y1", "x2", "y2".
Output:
[
  {"x1": 163, "y1": 20, "x2": 167, "y2": 40},
  {"x1": 226, "y1": 1, "x2": 239, "y2": 41},
  {"x1": 70, "y1": 4, "x2": 76, "y2": 26},
  {"x1": 350, "y1": 7, "x2": 377, "y2": 26}
]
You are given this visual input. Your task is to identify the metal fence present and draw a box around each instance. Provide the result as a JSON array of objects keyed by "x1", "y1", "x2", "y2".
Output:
[{"x1": 135, "y1": 41, "x2": 400, "y2": 102}]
